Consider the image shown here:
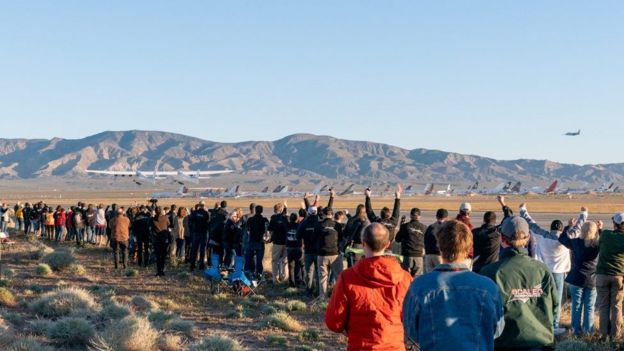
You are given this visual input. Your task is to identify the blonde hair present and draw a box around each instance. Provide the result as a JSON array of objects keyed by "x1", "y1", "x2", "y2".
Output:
[{"x1": 581, "y1": 221, "x2": 599, "y2": 248}]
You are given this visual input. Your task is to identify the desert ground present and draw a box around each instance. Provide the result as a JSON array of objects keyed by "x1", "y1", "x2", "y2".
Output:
[{"x1": 1, "y1": 187, "x2": 624, "y2": 350}]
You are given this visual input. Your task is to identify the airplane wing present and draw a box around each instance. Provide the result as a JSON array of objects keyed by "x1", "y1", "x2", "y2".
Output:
[
  {"x1": 86, "y1": 170, "x2": 136, "y2": 176},
  {"x1": 178, "y1": 170, "x2": 233, "y2": 176}
]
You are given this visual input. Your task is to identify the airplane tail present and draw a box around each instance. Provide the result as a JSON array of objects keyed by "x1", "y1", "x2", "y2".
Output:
[
  {"x1": 424, "y1": 184, "x2": 434, "y2": 195},
  {"x1": 545, "y1": 180, "x2": 558, "y2": 193},
  {"x1": 511, "y1": 181, "x2": 522, "y2": 193},
  {"x1": 339, "y1": 184, "x2": 355, "y2": 196},
  {"x1": 261, "y1": 186, "x2": 269, "y2": 193}
]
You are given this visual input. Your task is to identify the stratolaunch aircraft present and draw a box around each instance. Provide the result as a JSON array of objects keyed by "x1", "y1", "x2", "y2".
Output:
[{"x1": 86, "y1": 169, "x2": 233, "y2": 185}]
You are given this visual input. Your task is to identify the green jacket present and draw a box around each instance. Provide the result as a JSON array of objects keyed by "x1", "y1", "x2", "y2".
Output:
[
  {"x1": 596, "y1": 229, "x2": 624, "y2": 276},
  {"x1": 480, "y1": 248, "x2": 557, "y2": 350}
]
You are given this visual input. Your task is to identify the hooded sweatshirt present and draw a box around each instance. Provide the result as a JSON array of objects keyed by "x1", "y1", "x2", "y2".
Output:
[{"x1": 326, "y1": 255, "x2": 412, "y2": 351}]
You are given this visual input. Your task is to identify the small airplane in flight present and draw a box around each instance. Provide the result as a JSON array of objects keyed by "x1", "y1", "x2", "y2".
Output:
[{"x1": 565, "y1": 129, "x2": 581, "y2": 136}]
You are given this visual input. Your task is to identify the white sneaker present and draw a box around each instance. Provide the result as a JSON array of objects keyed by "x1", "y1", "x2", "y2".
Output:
[{"x1": 554, "y1": 327, "x2": 566, "y2": 336}]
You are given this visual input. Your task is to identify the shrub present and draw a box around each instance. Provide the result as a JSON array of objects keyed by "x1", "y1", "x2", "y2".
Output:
[
  {"x1": 1, "y1": 269, "x2": 15, "y2": 280},
  {"x1": 124, "y1": 268, "x2": 139, "y2": 277},
  {"x1": 249, "y1": 295, "x2": 266, "y2": 303},
  {"x1": 0, "y1": 288, "x2": 16, "y2": 307},
  {"x1": 35, "y1": 264, "x2": 52, "y2": 276},
  {"x1": 42, "y1": 249, "x2": 75, "y2": 271},
  {"x1": 158, "y1": 334, "x2": 183, "y2": 351},
  {"x1": 30, "y1": 287, "x2": 100, "y2": 318},
  {"x1": 7, "y1": 338, "x2": 55, "y2": 351},
  {"x1": 261, "y1": 312, "x2": 303, "y2": 332},
  {"x1": 99, "y1": 301, "x2": 132, "y2": 320},
  {"x1": 27, "y1": 318, "x2": 53, "y2": 335},
  {"x1": 298, "y1": 328, "x2": 319, "y2": 342},
  {"x1": 167, "y1": 319, "x2": 195, "y2": 336},
  {"x1": 48, "y1": 317, "x2": 95, "y2": 346},
  {"x1": 190, "y1": 335, "x2": 246, "y2": 351},
  {"x1": 177, "y1": 271, "x2": 190, "y2": 280},
  {"x1": 212, "y1": 293, "x2": 229, "y2": 301},
  {"x1": 148, "y1": 309, "x2": 176, "y2": 329},
  {"x1": 131, "y1": 295, "x2": 158, "y2": 312},
  {"x1": 286, "y1": 300, "x2": 307, "y2": 312},
  {"x1": 555, "y1": 340, "x2": 590, "y2": 351},
  {"x1": 29, "y1": 244, "x2": 53, "y2": 260},
  {"x1": 100, "y1": 316, "x2": 159, "y2": 351},
  {"x1": 89, "y1": 284, "x2": 116, "y2": 298},
  {"x1": 0, "y1": 280, "x2": 10, "y2": 288},
  {"x1": 259, "y1": 305, "x2": 277, "y2": 315},
  {"x1": 266, "y1": 335, "x2": 287, "y2": 346},
  {"x1": 68, "y1": 264, "x2": 87, "y2": 276},
  {"x1": 29, "y1": 284, "x2": 43, "y2": 294}
]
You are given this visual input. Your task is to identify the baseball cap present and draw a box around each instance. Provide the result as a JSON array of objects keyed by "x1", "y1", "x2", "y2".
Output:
[
  {"x1": 499, "y1": 216, "x2": 529, "y2": 239},
  {"x1": 308, "y1": 206, "x2": 318, "y2": 215},
  {"x1": 460, "y1": 202, "x2": 472, "y2": 212},
  {"x1": 613, "y1": 212, "x2": 624, "y2": 225}
]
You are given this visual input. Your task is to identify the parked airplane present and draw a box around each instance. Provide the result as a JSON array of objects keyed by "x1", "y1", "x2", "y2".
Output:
[
  {"x1": 150, "y1": 186, "x2": 191, "y2": 199},
  {"x1": 86, "y1": 169, "x2": 232, "y2": 185},
  {"x1": 565, "y1": 129, "x2": 581, "y2": 136},
  {"x1": 595, "y1": 182, "x2": 615, "y2": 193},
  {"x1": 524, "y1": 180, "x2": 559, "y2": 195},
  {"x1": 455, "y1": 181, "x2": 480, "y2": 196}
]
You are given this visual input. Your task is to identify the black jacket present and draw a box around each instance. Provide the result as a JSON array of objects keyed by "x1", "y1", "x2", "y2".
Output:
[
  {"x1": 286, "y1": 222, "x2": 302, "y2": 249},
  {"x1": 315, "y1": 218, "x2": 342, "y2": 256},
  {"x1": 223, "y1": 219, "x2": 243, "y2": 247},
  {"x1": 424, "y1": 222, "x2": 443, "y2": 255},
  {"x1": 189, "y1": 208, "x2": 211, "y2": 235},
  {"x1": 472, "y1": 223, "x2": 501, "y2": 273},
  {"x1": 268, "y1": 213, "x2": 289, "y2": 245},
  {"x1": 247, "y1": 214, "x2": 269, "y2": 244},
  {"x1": 209, "y1": 208, "x2": 227, "y2": 241},
  {"x1": 133, "y1": 212, "x2": 152, "y2": 241},
  {"x1": 395, "y1": 220, "x2": 427, "y2": 257},
  {"x1": 343, "y1": 216, "x2": 369, "y2": 245},
  {"x1": 297, "y1": 215, "x2": 319, "y2": 255},
  {"x1": 365, "y1": 196, "x2": 400, "y2": 241}
]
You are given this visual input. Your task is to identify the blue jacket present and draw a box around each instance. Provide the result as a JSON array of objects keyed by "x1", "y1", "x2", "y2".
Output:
[{"x1": 403, "y1": 263, "x2": 505, "y2": 351}]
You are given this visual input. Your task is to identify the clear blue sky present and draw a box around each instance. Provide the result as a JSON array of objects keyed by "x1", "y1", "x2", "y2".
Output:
[{"x1": 2, "y1": 1, "x2": 623, "y2": 165}]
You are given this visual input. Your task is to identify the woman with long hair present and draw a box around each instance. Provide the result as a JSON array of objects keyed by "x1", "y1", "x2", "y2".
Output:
[
  {"x1": 559, "y1": 207, "x2": 600, "y2": 335},
  {"x1": 173, "y1": 207, "x2": 189, "y2": 260},
  {"x1": 151, "y1": 207, "x2": 170, "y2": 277}
]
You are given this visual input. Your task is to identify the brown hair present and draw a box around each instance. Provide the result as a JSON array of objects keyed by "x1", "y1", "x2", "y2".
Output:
[
  {"x1": 438, "y1": 220, "x2": 473, "y2": 262},
  {"x1": 361, "y1": 223, "x2": 390, "y2": 253}
]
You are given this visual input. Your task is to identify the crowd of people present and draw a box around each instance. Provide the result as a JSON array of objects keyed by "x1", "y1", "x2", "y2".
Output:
[{"x1": 3, "y1": 189, "x2": 624, "y2": 350}]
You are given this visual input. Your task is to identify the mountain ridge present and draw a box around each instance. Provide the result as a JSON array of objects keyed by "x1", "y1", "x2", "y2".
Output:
[{"x1": 0, "y1": 130, "x2": 621, "y2": 186}]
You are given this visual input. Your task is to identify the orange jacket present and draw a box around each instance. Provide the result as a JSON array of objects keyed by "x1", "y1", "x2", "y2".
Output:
[{"x1": 325, "y1": 255, "x2": 412, "y2": 351}]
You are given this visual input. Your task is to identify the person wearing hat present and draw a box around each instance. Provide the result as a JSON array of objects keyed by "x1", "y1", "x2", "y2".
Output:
[
  {"x1": 404, "y1": 220, "x2": 504, "y2": 351},
  {"x1": 395, "y1": 208, "x2": 428, "y2": 277},
  {"x1": 519, "y1": 203, "x2": 571, "y2": 336},
  {"x1": 457, "y1": 202, "x2": 474, "y2": 230},
  {"x1": 595, "y1": 212, "x2": 624, "y2": 338},
  {"x1": 480, "y1": 216, "x2": 558, "y2": 350}
]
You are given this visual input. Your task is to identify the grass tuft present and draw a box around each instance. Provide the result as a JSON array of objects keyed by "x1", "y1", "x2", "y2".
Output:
[
  {"x1": 131, "y1": 295, "x2": 158, "y2": 312},
  {"x1": 190, "y1": 335, "x2": 246, "y2": 351},
  {"x1": 260, "y1": 312, "x2": 303, "y2": 332},
  {"x1": 42, "y1": 248, "x2": 76, "y2": 271},
  {"x1": 286, "y1": 300, "x2": 307, "y2": 312},
  {"x1": 35, "y1": 264, "x2": 52, "y2": 276},
  {"x1": 48, "y1": 316, "x2": 95, "y2": 346},
  {"x1": 124, "y1": 268, "x2": 139, "y2": 277},
  {"x1": 30, "y1": 287, "x2": 100, "y2": 318},
  {"x1": 0, "y1": 288, "x2": 16, "y2": 307},
  {"x1": 266, "y1": 334, "x2": 287, "y2": 346},
  {"x1": 100, "y1": 315, "x2": 159, "y2": 351}
]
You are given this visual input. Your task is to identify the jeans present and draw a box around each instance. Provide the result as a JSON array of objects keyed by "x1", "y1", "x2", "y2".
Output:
[
  {"x1": 16, "y1": 219, "x2": 23, "y2": 232},
  {"x1": 271, "y1": 244, "x2": 288, "y2": 283},
  {"x1": 401, "y1": 256, "x2": 424, "y2": 277},
  {"x1": 112, "y1": 240, "x2": 128, "y2": 269},
  {"x1": 75, "y1": 227, "x2": 84, "y2": 244},
  {"x1": 552, "y1": 272, "x2": 565, "y2": 329},
  {"x1": 287, "y1": 248, "x2": 304, "y2": 287},
  {"x1": 596, "y1": 274, "x2": 624, "y2": 337},
  {"x1": 245, "y1": 241, "x2": 265, "y2": 275},
  {"x1": 304, "y1": 253, "x2": 318, "y2": 293},
  {"x1": 317, "y1": 255, "x2": 343, "y2": 297},
  {"x1": 184, "y1": 236, "x2": 192, "y2": 262},
  {"x1": 569, "y1": 284, "x2": 597, "y2": 335},
  {"x1": 189, "y1": 233, "x2": 207, "y2": 270},
  {"x1": 175, "y1": 238, "x2": 185, "y2": 259},
  {"x1": 87, "y1": 226, "x2": 95, "y2": 243},
  {"x1": 55, "y1": 225, "x2": 64, "y2": 241},
  {"x1": 223, "y1": 243, "x2": 236, "y2": 268}
]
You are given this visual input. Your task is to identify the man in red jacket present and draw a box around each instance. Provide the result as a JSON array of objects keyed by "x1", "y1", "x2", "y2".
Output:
[{"x1": 326, "y1": 222, "x2": 412, "y2": 351}]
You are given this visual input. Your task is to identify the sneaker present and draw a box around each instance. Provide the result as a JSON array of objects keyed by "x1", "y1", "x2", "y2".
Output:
[{"x1": 554, "y1": 327, "x2": 567, "y2": 336}]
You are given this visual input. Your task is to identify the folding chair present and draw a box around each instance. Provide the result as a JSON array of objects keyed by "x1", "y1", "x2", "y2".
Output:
[
  {"x1": 228, "y1": 256, "x2": 259, "y2": 297},
  {"x1": 203, "y1": 253, "x2": 227, "y2": 294}
]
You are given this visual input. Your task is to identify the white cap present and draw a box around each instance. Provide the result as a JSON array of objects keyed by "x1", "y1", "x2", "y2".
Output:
[
  {"x1": 613, "y1": 212, "x2": 624, "y2": 225},
  {"x1": 308, "y1": 207, "x2": 318, "y2": 215},
  {"x1": 460, "y1": 202, "x2": 472, "y2": 212}
]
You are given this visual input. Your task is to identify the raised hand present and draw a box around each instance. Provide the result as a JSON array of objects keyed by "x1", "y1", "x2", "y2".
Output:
[
  {"x1": 365, "y1": 188, "x2": 372, "y2": 198},
  {"x1": 395, "y1": 184, "x2": 402, "y2": 199},
  {"x1": 581, "y1": 206, "x2": 588, "y2": 212},
  {"x1": 497, "y1": 195, "x2": 505, "y2": 206}
]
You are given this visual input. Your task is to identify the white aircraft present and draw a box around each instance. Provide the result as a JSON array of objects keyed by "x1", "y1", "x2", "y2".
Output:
[
  {"x1": 150, "y1": 185, "x2": 191, "y2": 199},
  {"x1": 455, "y1": 181, "x2": 480, "y2": 196},
  {"x1": 86, "y1": 169, "x2": 233, "y2": 185},
  {"x1": 565, "y1": 129, "x2": 581, "y2": 136},
  {"x1": 523, "y1": 180, "x2": 559, "y2": 195},
  {"x1": 595, "y1": 182, "x2": 615, "y2": 193}
]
